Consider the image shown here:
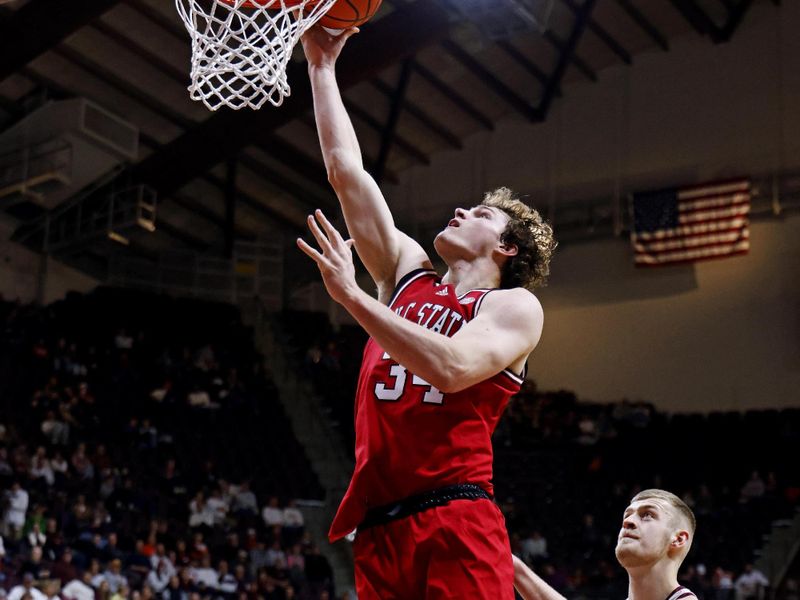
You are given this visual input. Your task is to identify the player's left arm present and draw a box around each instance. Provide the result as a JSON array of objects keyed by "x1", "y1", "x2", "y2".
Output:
[
  {"x1": 512, "y1": 556, "x2": 568, "y2": 600},
  {"x1": 297, "y1": 211, "x2": 543, "y2": 393}
]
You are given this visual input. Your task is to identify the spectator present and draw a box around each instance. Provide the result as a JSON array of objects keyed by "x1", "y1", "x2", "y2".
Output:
[
  {"x1": 216, "y1": 561, "x2": 237, "y2": 594},
  {"x1": 232, "y1": 482, "x2": 258, "y2": 517},
  {"x1": 735, "y1": 564, "x2": 769, "y2": 600},
  {"x1": 520, "y1": 531, "x2": 548, "y2": 563},
  {"x1": 62, "y1": 572, "x2": 95, "y2": 600},
  {"x1": 3, "y1": 481, "x2": 29, "y2": 539},
  {"x1": 145, "y1": 560, "x2": 171, "y2": 595},
  {"x1": 741, "y1": 471, "x2": 766, "y2": 503},
  {"x1": 40, "y1": 412, "x2": 69, "y2": 446},
  {"x1": 187, "y1": 494, "x2": 213, "y2": 530},
  {"x1": 261, "y1": 497, "x2": 284, "y2": 528},
  {"x1": 149, "y1": 545, "x2": 176, "y2": 581},
  {"x1": 26, "y1": 523, "x2": 46, "y2": 549},
  {"x1": 7, "y1": 574, "x2": 46, "y2": 600},
  {"x1": 30, "y1": 449, "x2": 54, "y2": 487},
  {"x1": 205, "y1": 488, "x2": 228, "y2": 527},
  {"x1": 102, "y1": 559, "x2": 128, "y2": 594},
  {"x1": 714, "y1": 567, "x2": 735, "y2": 600},
  {"x1": 264, "y1": 541, "x2": 286, "y2": 569},
  {"x1": 70, "y1": 445, "x2": 94, "y2": 481},
  {"x1": 51, "y1": 549, "x2": 78, "y2": 586},
  {"x1": 19, "y1": 546, "x2": 49, "y2": 580},
  {"x1": 190, "y1": 556, "x2": 217, "y2": 590}
]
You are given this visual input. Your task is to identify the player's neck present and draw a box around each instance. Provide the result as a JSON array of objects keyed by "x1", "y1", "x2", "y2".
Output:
[
  {"x1": 441, "y1": 257, "x2": 501, "y2": 295},
  {"x1": 626, "y1": 561, "x2": 680, "y2": 600}
]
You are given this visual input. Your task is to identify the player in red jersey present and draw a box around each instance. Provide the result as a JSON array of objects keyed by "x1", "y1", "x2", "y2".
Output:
[
  {"x1": 299, "y1": 26, "x2": 556, "y2": 599},
  {"x1": 513, "y1": 489, "x2": 698, "y2": 600}
]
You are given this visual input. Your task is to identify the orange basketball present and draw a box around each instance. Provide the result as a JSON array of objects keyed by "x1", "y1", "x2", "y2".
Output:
[{"x1": 317, "y1": 0, "x2": 383, "y2": 29}]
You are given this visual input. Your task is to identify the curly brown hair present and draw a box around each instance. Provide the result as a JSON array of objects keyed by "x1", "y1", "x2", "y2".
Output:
[{"x1": 481, "y1": 187, "x2": 557, "y2": 291}]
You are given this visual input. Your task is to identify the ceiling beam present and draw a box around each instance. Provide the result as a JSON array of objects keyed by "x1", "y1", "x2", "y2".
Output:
[
  {"x1": 538, "y1": 0, "x2": 597, "y2": 120},
  {"x1": 560, "y1": 0, "x2": 632, "y2": 65},
  {"x1": 496, "y1": 40, "x2": 561, "y2": 98},
  {"x1": 410, "y1": 61, "x2": 494, "y2": 131},
  {"x1": 440, "y1": 39, "x2": 540, "y2": 122},
  {"x1": 669, "y1": 0, "x2": 753, "y2": 43},
  {"x1": 669, "y1": 0, "x2": 717, "y2": 37},
  {"x1": 717, "y1": 0, "x2": 754, "y2": 42},
  {"x1": 0, "y1": 0, "x2": 123, "y2": 82},
  {"x1": 543, "y1": 30, "x2": 597, "y2": 82},
  {"x1": 344, "y1": 99, "x2": 430, "y2": 167},
  {"x1": 375, "y1": 60, "x2": 413, "y2": 184},
  {"x1": 615, "y1": 0, "x2": 669, "y2": 52},
  {"x1": 370, "y1": 77, "x2": 462, "y2": 151}
]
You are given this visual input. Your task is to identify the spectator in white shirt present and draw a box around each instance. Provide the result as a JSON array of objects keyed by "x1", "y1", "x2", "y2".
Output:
[
  {"x1": 261, "y1": 496, "x2": 284, "y2": 528},
  {"x1": 149, "y1": 544, "x2": 176, "y2": 579},
  {"x1": 62, "y1": 572, "x2": 95, "y2": 600},
  {"x1": 282, "y1": 500, "x2": 304, "y2": 529},
  {"x1": 102, "y1": 559, "x2": 128, "y2": 593},
  {"x1": 7, "y1": 574, "x2": 46, "y2": 600},
  {"x1": 735, "y1": 564, "x2": 769, "y2": 600},
  {"x1": 146, "y1": 557, "x2": 173, "y2": 594},
  {"x1": 188, "y1": 492, "x2": 214, "y2": 530},
  {"x1": 3, "y1": 481, "x2": 29, "y2": 538},
  {"x1": 205, "y1": 488, "x2": 228, "y2": 527},
  {"x1": 520, "y1": 531, "x2": 548, "y2": 563},
  {"x1": 190, "y1": 556, "x2": 218, "y2": 590},
  {"x1": 30, "y1": 448, "x2": 55, "y2": 487}
]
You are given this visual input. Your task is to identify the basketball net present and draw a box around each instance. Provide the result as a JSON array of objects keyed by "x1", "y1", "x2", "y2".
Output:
[{"x1": 175, "y1": 0, "x2": 339, "y2": 110}]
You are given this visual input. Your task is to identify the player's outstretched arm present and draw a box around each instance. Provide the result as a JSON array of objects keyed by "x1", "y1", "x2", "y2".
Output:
[
  {"x1": 513, "y1": 556, "x2": 568, "y2": 600},
  {"x1": 297, "y1": 212, "x2": 543, "y2": 393},
  {"x1": 301, "y1": 27, "x2": 430, "y2": 302}
]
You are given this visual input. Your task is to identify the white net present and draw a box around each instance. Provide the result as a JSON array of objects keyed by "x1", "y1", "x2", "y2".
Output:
[{"x1": 175, "y1": 0, "x2": 339, "y2": 110}]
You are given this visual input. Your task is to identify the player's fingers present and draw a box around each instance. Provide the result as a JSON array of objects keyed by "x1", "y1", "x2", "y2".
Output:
[
  {"x1": 307, "y1": 214, "x2": 333, "y2": 254},
  {"x1": 315, "y1": 210, "x2": 347, "y2": 249},
  {"x1": 342, "y1": 27, "x2": 360, "y2": 42},
  {"x1": 296, "y1": 237, "x2": 326, "y2": 265}
]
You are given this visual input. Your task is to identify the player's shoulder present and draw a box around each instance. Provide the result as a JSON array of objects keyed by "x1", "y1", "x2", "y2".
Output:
[{"x1": 479, "y1": 287, "x2": 543, "y2": 320}]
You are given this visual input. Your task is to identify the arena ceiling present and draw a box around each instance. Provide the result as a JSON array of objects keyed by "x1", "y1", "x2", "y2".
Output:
[{"x1": 0, "y1": 0, "x2": 780, "y2": 277}]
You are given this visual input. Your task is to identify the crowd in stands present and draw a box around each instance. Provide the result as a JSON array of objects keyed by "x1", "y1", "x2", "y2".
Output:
[{"x1": 0, "y1": 290, "x2": 335, "y2": 600}]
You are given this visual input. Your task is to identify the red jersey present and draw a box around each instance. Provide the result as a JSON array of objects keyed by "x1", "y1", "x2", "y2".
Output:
[{"x1": 329, "y1": 269, "x2": 524, "y2": 542}]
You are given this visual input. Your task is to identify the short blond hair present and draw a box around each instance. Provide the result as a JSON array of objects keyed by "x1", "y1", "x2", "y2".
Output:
[
  {"x1": 481, "y1": 187, "x2": 557, "y2": 291},
  {"x1": 632, "y1": 489, "x2": 696, "y2": 533}
]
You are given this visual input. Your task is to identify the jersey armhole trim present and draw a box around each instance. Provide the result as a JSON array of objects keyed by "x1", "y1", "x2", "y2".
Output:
[
  {"x1": 388, "y1": 268, "x2": 438, "y2": 309},
  {"x1": 501, "y1": 368, "x2": 524, "y2": 385}
]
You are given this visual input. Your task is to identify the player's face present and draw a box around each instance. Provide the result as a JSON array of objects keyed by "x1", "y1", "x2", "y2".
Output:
[
  {"x1": 615, "y1": 500, "x2": 674, "y2": 569},
  {"x1": 434, "y1": 205, "x2": 511, "y2": 260}
]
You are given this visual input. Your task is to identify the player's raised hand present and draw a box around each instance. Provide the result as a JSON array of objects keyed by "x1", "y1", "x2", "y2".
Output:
[
  {"x1": 301, "y1": 25, "x2": 359, "y2": 70},
  {"x1": 297, "y1": 210, "x2": 359, "y2": 305}
]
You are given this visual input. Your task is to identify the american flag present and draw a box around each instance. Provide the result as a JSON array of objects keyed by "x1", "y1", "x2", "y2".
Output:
[{"x1": 630, "y1": 178, "x2": 751, "y2": 267}]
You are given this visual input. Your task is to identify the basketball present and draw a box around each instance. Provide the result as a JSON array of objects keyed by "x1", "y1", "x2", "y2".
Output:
[{"x1": 318, "y1": 0, "x2": 383, "y2": 29}]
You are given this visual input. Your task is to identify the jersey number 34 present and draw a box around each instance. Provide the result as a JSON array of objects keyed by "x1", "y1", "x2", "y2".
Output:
[{"x1": 374, "y1": 352, "x2": 444, "y2": 405}]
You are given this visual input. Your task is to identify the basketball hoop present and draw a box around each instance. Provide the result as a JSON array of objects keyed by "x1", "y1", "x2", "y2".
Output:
[{"x1": 175, "y1": 0, "x2": 339, "y2": 110}]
